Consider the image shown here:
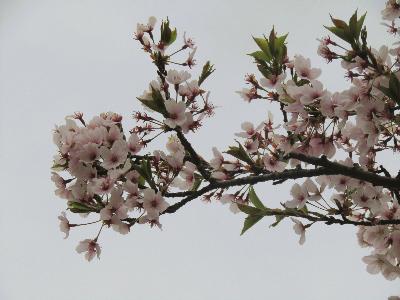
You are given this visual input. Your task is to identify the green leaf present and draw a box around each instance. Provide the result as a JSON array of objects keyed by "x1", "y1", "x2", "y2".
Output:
[
  {"x1": 324, "y1": 26, "x2": 353, "y2": 44},
  {"x1": 68, "y1": 201, "x2": 95, "y2": 213},
  {"x1": 270, "y1": 215, "x2": 285, "y2": 228},
  {"x1": 51, "y1": 163, "x2": 67, "y2": 171},
  {"x1": 137, "y1": 86, "x2": 167, "y2": 115},
  {"x1": 226, "y1": 142, "x2": 253, "y2": 165},
  {"x1": 160, "y1": 18, "x2": 177, "y2": 46},
  {"x1": 330, "y1": 15, "x2": 348, "y2": 29},
  {"x1": 348, "y1": 10, "x2": 358, "y2": 38},
  {"x1": 248, "y1": 186, "x2": 265, "y2": 209},
  {"x1": 241, "y1": 215, "x2": 263, "y2": 235},
  {"x1": 138, "y1": 175, "x2": 146, "y2": 187},
  {"x1": 198, "y1": 61, "x2": 215, "y2": 86},
  {"x1": 268, "y1": 28, "x2": 276, "y2": 56},
  {"x1": 356, "y1": 12, "x2": 366, "y2": 39},
  {"x1": 257, "y1": 63, "x2": 272, "y2": 78},
  {"x1": 253, "y1": 37, "x2": 272, "y2": 58},
  {"x1": 136, "y1": 97, "x2": 162, "y2": 113},
  {"x1": 248, "y1": 51, "x2": 270, "y2": 62},
  {"x1": 191, "y1": 177, "x2": 202, "y2": 191},
  {"x1": 237, "y1": 203, "x2": 264, "y2": 215},
  {"x1": 389, "y1": 72, "x2": 400, "y2": 100},
  {"x1": 133, "y1": 159, "x2": 156, "y2": 189},
  {"x1": 379, "y1": 73, "x2": 400, "y2": 105},
  {"x1": 169, "y1": 28, "x2": 177, "y2": 46},
  {"x1": 349, "y1": 10, "x2": 366, "y2": 40}
]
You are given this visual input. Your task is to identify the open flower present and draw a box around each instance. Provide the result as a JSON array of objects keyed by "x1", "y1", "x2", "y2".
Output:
[
  {"x1": 260, "y1": 73, "x2": 286, "y2": 89},
  {"x1": 58, "y1": 212, "x2": 71, "y2": 239},
  {"x1": 166, "y1": 70, "x2": 191, "y2": 85},
  {"x1": 235, "y1": 121, "x2": 263, "y2": 138},
  {"x1": 76, "y1": 239, "x2": 101, "y2": 261},
  {"x1": 127, "y1": 133, "x2": 143, "y2": 154},
  {"x1": 285, "y1": 183, "x2": 309, "y2": 209},
  {"x1": 263, "y1": 154, "x2": 287, "y2": 172},
  {"x1": 172, "y1": 161, "x2": 197, "y2": 190},
  {"x1": 210, "y1": 147, "x2": 224, "y2": 169},
  {"x1": 164, "y1": 100, "x2": 187, "y2": 128},
  {"x1": 142, "y1": 188, "x2": 169, "y2": 217},
  {"x1": 294, "y1": 55, "x2": 321, "y2": 80},
  {"x1": 100, "y1": 188, "x2": 128, "y2": 221},
  {"x1": 291, "y1": 217, "x2": 306, "y2": 245},
  {"x1": 100, "y1": 140, "x2": 128, "y2": 170}
]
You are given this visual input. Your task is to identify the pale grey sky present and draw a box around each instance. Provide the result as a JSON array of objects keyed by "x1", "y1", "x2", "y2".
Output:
[{"x1": 0, "y1": 0, "x2": 397, "y2": 299}]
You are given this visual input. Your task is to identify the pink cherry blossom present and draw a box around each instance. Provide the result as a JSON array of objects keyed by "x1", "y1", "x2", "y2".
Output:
[
  {"x1": 166, "y1": 69, "x2": 191, "y2": 85},
  {"x1": 100, "y1": 188, "x2": 128, "y2": 221},
  {"x1": 127, "y1": 133, "x2": 143, "y2": 154},
  {"x1": 291, "y1": 217, "x2": 306, "y2": 245},
  {"x1": 235, "y1": 121, "x2": 263, "y2": 138},
  {"x1": 294, "y1": 55, "x2": 321, "y2": 80},
  {"x1": 164, "y1": 100, "x2": 187, "y2": 128},
  {"x1": 263, "y1": 154, "x2": 287, "y2": 172},
  {"x1": 142, "y1": 188, "x2": 169, "y2": 217},
  {"x1": 58, "y1": 212, "x2": 70, "y2": 239},
  {"x1": 76, "y1": 239, "x2": 101, "y2": 261},
  {"x1": 259, "y1": 73, "x2": 286, "y2": 89},
  {"x1": 100, "y1": 140, "x2": 128, "y2": 170},
  {"x1": 285, "y1": 183, "x2": 308, "y2": 209},
  {"x1": 172, "y1": 161, "x2": 197, "y2": 190},
  {"x1": 210, "y1": 147, "x2": 224, "y2": 170}
]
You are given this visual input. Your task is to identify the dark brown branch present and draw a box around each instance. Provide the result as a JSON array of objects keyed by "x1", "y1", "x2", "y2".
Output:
[
  {"x1": 163, "y1": 167, "x2": 337, "y2": 214},
  {"x1": 259, "y1": 208, "x2": 400, "y2": 226},
  {"x1": 175, "y1": 129, "x2": 213, "y2": 181},
  {"x1": 287, "y1": 153, "x2": 400, "y2": 190}
]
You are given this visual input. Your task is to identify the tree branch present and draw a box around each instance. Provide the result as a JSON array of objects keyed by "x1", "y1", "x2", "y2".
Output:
[
  {"x1": 163, "y1": 167, "x2": 337, "y2": 214},
  {"x1": 287, "y1": 152, "x2": 400, "y2": 190},
  {"x1": 175, "y1": 129, "x2": 213, "y2": 181}
]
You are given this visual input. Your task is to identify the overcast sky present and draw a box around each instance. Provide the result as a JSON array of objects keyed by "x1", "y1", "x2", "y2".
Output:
[{"x1": 0, "y1": 0, "x2": 397, "y2": 299}]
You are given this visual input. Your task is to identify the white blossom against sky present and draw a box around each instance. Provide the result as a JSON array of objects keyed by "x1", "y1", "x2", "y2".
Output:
[{"x1": 0, "y1": 0, "x2": 397, "y2": 299}]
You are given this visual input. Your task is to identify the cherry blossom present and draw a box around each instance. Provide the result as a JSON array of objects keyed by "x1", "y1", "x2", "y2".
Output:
[
  {"x1": 142, "y1": 188, "x2": 169, "y2": 217},
  {"x1": 263, "y1": 154, "x2": 286, "y2": 172},
  {"x1": 166, "y1": 69, "x2": 191, "y2": 85},
  {"x1": 76, "y1": 239, "x2": 101, "y2": 261},
  {"x1": 164, "y1": 100, "x2": 187, "y2": 128},
  {"x1": 293, "y1": 55, "x2": 321, "y2": 80},
  {"x1": 100, "y1": 140, "x2": 128, "y2": 170},
  {"x1": 291, "y1": 218, "x2": 306, "y2": 245},
  {"x1": 58, "y1": 212, "x2": 70, "y2": 239}
]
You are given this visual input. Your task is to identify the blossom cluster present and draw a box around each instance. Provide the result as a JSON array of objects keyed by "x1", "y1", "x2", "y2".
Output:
[
  {"x1": 228, "y1": 1, "x2": 400, "y2": 281},
  {"x1": 52, "y1": 17, "x2": 215, "y2": 261},
  {"x1": 52, "y1": 112, "x2": 177, "y2": 259}
]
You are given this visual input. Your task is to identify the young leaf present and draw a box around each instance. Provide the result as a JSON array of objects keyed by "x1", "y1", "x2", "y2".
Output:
[
  {"x1": 324, "y1": 26, "x2": 353, "y2": 44},
  {"x1": 270, "y1": 215, "x2": 285, "y2": 228},
  {"x1": 253, "y1": 37, "x2": 272, "y2": 59},
  {"x1": 237, "y1": 203, "x2": 264, "y2": 215},
  {"x1": 356, "y1": 12, "x2": 367, "y2": 39},
  {"x1": 248, "y1": 186, "x2": 266, "y2": 209},
  {"x1": 241, "y1": 215, "x2": 263, "y2": 235},
  {"x1": 389, "y1": 72, "x2": 400, "y2": 103},
  {"x1": 191, "y1": 177, "x2": 203, "y2": 191},
  {"x1": 136, "y1": 97, "x2": 163, "y2": 113},
  {"x1": 198, "y1": 61, "x2": 215, "y2": 86},
  {"x1": 160, "y1": 18, "x2": 177, "y2": 46},
  {"x1": 226, "y1": 143, "x2": 253, "y2": 165},
  {"x1": 68, "y1": 201, "x2": 95, "y2": 213},
  {"x1": 349, "y1": 10, "x2": 358, "y2": 38},
  {"x1": 248, "y1": 51, "x2": 270, "y2": 62},
  {"x1": 330, "y1": 15, "x2": 348, "y2": 29}
]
